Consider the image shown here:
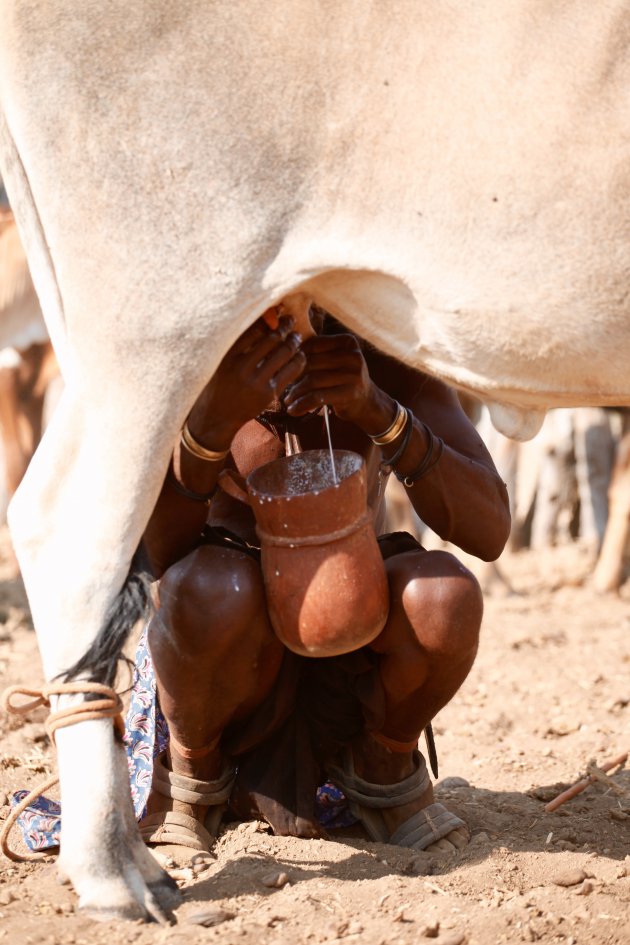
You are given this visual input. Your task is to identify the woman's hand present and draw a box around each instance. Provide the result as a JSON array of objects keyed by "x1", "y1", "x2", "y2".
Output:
[
  {"x1": 187, "y1": 312, "x2": 306, "y2": 449},
  {"x1": 282, "y1": 333, "x2": 395, "y2": 434}
]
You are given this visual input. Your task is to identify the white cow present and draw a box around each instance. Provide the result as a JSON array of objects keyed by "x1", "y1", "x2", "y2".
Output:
[{"x1": 0, "y1": 0, "x2": 629, "y2": 922}]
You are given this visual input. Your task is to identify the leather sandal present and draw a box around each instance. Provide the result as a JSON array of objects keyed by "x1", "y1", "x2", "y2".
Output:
[
  {"x1": 328, "y1": 748, "x2": 467, "y2": 851},
  {"x1": 139, "y1": 754, "x2": 236, "y2": 852}
]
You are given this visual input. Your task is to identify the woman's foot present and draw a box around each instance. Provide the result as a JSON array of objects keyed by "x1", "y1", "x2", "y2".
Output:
[
  {"x1": 345, "y1": 732, "x2": 469, "y2": 853},
  {"x1": 140, "y1": 749, "x2": 235, "y2": 862}
]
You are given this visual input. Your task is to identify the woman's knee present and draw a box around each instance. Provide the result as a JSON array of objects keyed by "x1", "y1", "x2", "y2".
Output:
[
  {"x1": 155, "y1": 544, "x2": 269, "y2": 652},
  {"x1": 387, "y1": 550, "x2": 483, "y2": 658}
]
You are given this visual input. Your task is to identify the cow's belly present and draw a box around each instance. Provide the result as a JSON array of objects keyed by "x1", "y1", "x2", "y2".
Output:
[{"x1": 0, "y1": 0, "x2": 628, "y2": 423}]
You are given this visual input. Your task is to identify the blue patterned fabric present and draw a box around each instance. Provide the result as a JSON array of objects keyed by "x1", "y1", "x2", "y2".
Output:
[
  {"x1": 11, "y1": 626, "x2": 353, "y2": 852},
  {"x1": 10, "y1": 791, "x2": 61, "y2": 852},
  {"x1": 124, "y1": 627, "x2": 170, "y2": 821}
]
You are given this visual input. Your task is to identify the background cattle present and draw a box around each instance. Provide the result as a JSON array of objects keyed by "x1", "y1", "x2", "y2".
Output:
[
  {"x1": 0, "y1": 183, "x2": 58, "y2": 552},
  {"x1": 593, "y1": 416, "x2": 630, "y2": 592},
  {"x1": 387, "y1": 405, "x2": 630, "y2": 594}
]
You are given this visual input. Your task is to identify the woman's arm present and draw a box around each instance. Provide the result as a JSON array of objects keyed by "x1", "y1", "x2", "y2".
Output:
[
  {"x1": 144, "y1": 314, "x2": 306, "y2": 576},
  {"x1": 376, "y1": 366, "x2": 511, "y2": 560},
  {"x1": 283, "y1": 334, "x2": 510, "y2": 562}
]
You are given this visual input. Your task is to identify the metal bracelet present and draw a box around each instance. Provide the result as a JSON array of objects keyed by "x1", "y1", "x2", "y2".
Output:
[
  {"x1": 181, "y1": 421, "x2": 230, "y2": 462},
  {"x1": 395, "y1": 424, "x2": 444, "y2": 487},
  {"x1": 370, "y1": 400, "x2": 406, "y2": 446},
  {"x1": 378, "y1": 408, "x2": 413, "y2": 475},
  {"x1": 168, "y1": 470, "x2": 216, "y2": 503}
]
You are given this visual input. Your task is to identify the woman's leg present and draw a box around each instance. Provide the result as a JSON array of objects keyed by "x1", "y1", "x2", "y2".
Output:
[
  {"x1": 352, "y1": 548, "x2": 483, "y2": 851},
  {"x1": 146, "y1": 542, "x2": 284, "y2": 824}
]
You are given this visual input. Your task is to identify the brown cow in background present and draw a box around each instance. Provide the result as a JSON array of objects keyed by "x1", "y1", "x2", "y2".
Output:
[{"x1": 0, "y1": 185, "x2": 58, "y2": 562}]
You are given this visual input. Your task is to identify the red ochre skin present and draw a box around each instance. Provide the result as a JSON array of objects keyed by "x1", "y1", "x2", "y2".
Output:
[{"x1": 141, "y1": 308, "x2": 510, "y2": 851}]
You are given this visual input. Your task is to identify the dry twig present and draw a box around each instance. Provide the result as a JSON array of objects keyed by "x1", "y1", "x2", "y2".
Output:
[{"x1": 544, "y1": 752, "x2": 628, "y2": 813}]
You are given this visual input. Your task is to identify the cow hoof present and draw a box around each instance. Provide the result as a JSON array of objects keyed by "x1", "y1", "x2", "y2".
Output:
[
  {"x1": 61, "y1": 854, "x2": 181, "y2": 924},
  {"x1": 76, "y1": 877, "x2": 177, "y2": 924},
  {"x1": 78, "y1": 903, "x2": 148, "y2": 923},
  {"x1": 148, "y1": 876, "x2": 182, "y2": 913}
]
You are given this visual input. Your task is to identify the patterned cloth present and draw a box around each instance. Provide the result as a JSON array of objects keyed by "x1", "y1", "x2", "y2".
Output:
[{"x1": 11, "y1": 627, "x2": 353, "y2": 852}]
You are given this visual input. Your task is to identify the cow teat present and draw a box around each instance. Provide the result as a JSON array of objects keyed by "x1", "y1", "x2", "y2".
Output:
[
  {"x1": 487, "y1": 402, "x2": 546, "y2": 441},
  {"x1": 277, "y1": 293, "x2": 316, "y2": 339}
]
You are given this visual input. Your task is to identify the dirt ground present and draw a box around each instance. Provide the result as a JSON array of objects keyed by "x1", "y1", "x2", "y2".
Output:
[{"x1": 0, "y1": 524, "x2": 628, "y2": 945}]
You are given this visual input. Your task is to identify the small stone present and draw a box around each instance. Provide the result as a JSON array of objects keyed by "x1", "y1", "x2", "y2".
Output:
[
  {"x1": 186, "y1": 908, "x2": 235, "y2": 927},
  {"x1": 421, "y1": 920, "x2": 440, "y2": 937},
  {"x1": 434, "y1": 933, "x2": 466, "y2": 945},
  {"x1": 558, "y1": 831, "x2": 578, "y2": 844},
  {"x1": 334, "y1": 920, "x2": 363, "y2": 937},
  {"x1": 169, "y1": 867, "x2": 194, "y2": 883},
  {"x1": 0, "y1": 889, "x2": 17, "y2": 906},
  {"x1": 575, "y1": 880, "x2": 594, "y2": 896},
  {"x1": 610, "y1": 809, "x2": 629, "y2": 822},
  {"x1": 472, "y1": 831, "x2": 490, "y2": 844},
  {"x1": 261, "y1": 870, "x2": 290, "y2": 888},
  {"x1": 243, "y1": 819, "x2": 268, "y2": 834},
  {"x1": 615, "y1": 865, "x2": 627, "y2": 878},
  {"x1": 546, "y1": 718, "x2": 578, "y2": 736},
  {"x1": 0, "y1": 794, "x2": 7, "y2": 807},
  {"x1": 529, "y1": 785, "x2": 562, "y2": 802},
  {"x1": 551, "y1": 869, "x2": 586, "y2": 888},
  {"x1": 436, "y1": 777, "x2": 470, "y2": 791}
]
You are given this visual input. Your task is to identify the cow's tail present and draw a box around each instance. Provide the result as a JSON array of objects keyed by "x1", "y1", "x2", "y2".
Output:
[{"x1": 61, "y1": 545, "x2": 153, "y2": 686}]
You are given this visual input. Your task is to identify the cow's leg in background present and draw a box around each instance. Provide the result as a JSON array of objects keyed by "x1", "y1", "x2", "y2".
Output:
[
  {"x1": 7, "y1": 336, "x2": 235, "y2": 920},
  {"x1": 0, "y1": 348, "x2": 28, "y2": 499},
  {"x1": 0, "y1": 340, "x2": 57, "y2": 492},
  {"x1": 530, "y1": 411, "x2": 577, "y2": 549},
  {"x1": 0, "y1": 341, "x2": 57, "y2": 573},
  {"x1": 573, "y1": 408, "x2": 615, "y2": 551},
  {"x1": 593, "y1": 422, "x2": 630, "y2": 593}
]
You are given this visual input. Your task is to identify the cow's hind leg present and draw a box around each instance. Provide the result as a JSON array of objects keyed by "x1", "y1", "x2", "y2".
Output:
[{"x1": 7, "y1": 365, "x2": 214, "y2": 920}]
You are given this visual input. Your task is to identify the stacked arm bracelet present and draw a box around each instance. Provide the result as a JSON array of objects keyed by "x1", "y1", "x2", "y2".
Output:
[
  {"x1": 375, "y1": 408, "x2": 444, "y2": 485},
  {"x1": 394, "y1": 420, "x2": 444, "y2": 486},
  {"x1": 378, "y1": 407, "x2": 413, "y2": 473},
  {"x1": 172, "y1": 420, "x2": 230, "y2": 503},
  {"x1": 181, "y1": 421, "x2": 230, "y2": 461},
  {"x1": 369, "y1": 400, "x2": 407, "y2": 446}
]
